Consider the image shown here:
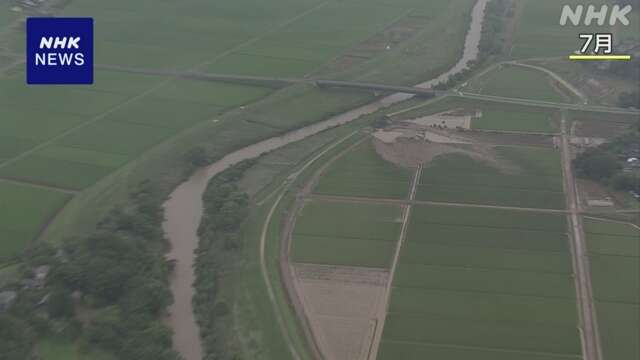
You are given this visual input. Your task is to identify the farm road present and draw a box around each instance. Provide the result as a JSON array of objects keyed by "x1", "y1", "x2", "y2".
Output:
[
  {"x1": 367, "y1": 165, "x2": 422, "y2": 360},
  {"x1": 560, "y1": 114, "x2": 602, "y2": 360}
]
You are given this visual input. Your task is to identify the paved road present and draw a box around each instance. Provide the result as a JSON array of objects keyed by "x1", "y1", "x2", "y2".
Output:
[{"x1": 560, "y1": 113, "x2": 603, "y2": 360}]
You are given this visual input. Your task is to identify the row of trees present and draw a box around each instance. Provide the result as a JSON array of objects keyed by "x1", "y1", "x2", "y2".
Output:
[{"x1": 194, "y1": 161, "x2": 255, "y2": 360}]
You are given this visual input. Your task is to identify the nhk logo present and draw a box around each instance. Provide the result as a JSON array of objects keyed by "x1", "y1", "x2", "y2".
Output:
[
  {"x1": 26, "y1": 17, "x2": 93, "y2": 84},
  {"x1": 559, "y1": 4, "x2": 632, "y2": 26}
]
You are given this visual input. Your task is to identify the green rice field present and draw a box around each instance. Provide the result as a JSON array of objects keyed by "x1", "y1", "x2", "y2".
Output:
[
  {"x1": 584, "y1": 218, "x2": 639, "y2": 360},
  {"x1": 378, "y1": 205, "x2": 581, "y2": 360},
  {"x1": 416, "y1": 146, "x2": 565, "y2": 209},
  {"x1": 291, "y1": 200, "x2": 402, "y2": 268},
  {"x1": 314, "y1": 140, "x2": 412, "y2": 199},
  {"x1": 0, "y1": 182, "x2": 70, "y2": 263}
]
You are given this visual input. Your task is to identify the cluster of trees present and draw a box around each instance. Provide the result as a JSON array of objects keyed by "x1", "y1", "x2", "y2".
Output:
[
  {"x1": 193, "y1": 161, "x2": 255, "y2": 359},
  {"x1": 0, "y1": 182, "x2": 179, "y2": 360},
  {"x1": 573, "y1": 123, "x2": 640, "y2": 193}
]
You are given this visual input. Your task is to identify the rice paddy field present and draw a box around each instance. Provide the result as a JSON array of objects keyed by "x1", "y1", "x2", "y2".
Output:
[
  {"x1": 291, "y1": 200, "x2": 403, "y2": 268},
  {"x1": 1, "y1": 0, "x2": 478, "y2": 258},
  {"x1": 510, "y1": 0, "x2": 612, "y2": 59},
  {"x1": 378, "y1": 205, "x2": 581, "y2": 360},
  {"x1": 314, "y1": 141, "x2": 412, "y2": 199},
  {"x1": 393, "y1": 96, "x2": 561, "y2": 133},
  {"x1": 584, "y1": 218, "x2": 640, "y2": 360},
  {"x1": 0, "y1": 181, "x2": 70, "y2": 263},
  {"x1": 465, "y1": 65, "x2": 570, "y2": 103},
  {"x1": 416, "y1": 146, "x2": 565, "y2": 209}
]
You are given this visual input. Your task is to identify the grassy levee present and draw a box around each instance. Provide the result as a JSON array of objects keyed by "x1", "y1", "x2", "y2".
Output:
[
  {"x1": 391, "y1": 96, "x2": 562, "y2": 133},
  {"x1": 416, "y1": 146, "x2": 565, "y2": 209},
  {"x1": 584, "y1": 218, "x2": 640, "y2": 360},
  {"x1": 465, "y1": 65, "x2": 573, "y2": 103},
  {"x1": 314, "y1": 140, "x2": 412, "y2": 199},
  {"x1": 291, "y1": 201, "x2": 403, "y2": 268},
  {"x1": 378, "y1": 205, "x2": 582, "y2": 360},
  {"x1": 230, "y1": 126, "x2": 369, "y2": 359}
]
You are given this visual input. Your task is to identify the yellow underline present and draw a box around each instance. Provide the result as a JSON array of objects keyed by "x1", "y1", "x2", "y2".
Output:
[{"x1": 569, "y1": 54, "x2": 631, "y2": 61}]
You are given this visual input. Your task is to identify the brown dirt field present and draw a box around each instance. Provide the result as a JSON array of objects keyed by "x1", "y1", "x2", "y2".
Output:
[
  {"x1": 372, "y1": 137, "x2": 516, "y2": 173},
  {"x1": 293, "y1": 264, "x2": 389, "y2": 360}
]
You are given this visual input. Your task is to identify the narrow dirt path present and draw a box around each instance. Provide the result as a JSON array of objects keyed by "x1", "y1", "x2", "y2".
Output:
[
  {"x1": 367, "y1": 165, "x2": 422, "y2": 360},
  {"x1": 560, "y1": 113, "x2": 602, "y2": 360}
]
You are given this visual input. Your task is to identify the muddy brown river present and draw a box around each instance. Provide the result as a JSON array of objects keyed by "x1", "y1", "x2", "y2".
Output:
[{"x1": 163, "y1": 1, "x2": 487, "y2": 359}]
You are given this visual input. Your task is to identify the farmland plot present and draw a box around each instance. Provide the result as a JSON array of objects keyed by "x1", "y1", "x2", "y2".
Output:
[
  {"x1": 378, "y1": 205, "x2": 581, "y2": 360},
  {"x1": 584, "y1": 218, "x2": 640, "y2": 360},
  {"x1": 314, "y1": 141, "x2": 412, "y2": 199},
  {"x1": 291, "y1": 200, "x2": 403, "y2": 268},
  {"x1": 416, "y1": 147, "x2": 565, "y2": 209},
  {"x1": 0, "y1": 182, "x2": 70, "y2": 263}
]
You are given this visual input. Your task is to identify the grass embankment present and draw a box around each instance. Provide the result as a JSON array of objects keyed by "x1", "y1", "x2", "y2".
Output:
[{"x1": 193, "y1": 122, "x2": 370, "y2": 359}]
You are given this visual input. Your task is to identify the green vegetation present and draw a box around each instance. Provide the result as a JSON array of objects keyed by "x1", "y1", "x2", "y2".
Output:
[
  {"x1": 584, "y1": 218, "x2": 640, "y2": 360},
  {"x1": 291, "y1": 200, "x2": 402, "y2": 268},
  {"x1": 314, "y1": 140, "x2": 412, "y2": 199},
  {"x1": 0, "y1": 182, "x2": 70, "y2": 264},
  {"x1": 511, "y1": 0, "x2": 611, "y2": 59},
  {"x1": 195, "y1": 161, "x2": 254, "y2": 358},
  {"x1": 379, "y1": 205, "x2": 580, "y2": 360},
  {"x1": 416, "y1": 147, "x2": 565, "y2": 209},
  {"x1": 466, "y1": 65, "x2": 570, "y2": 103},
  {"x1": 392, "y1": 96, "x2": 561, "y2": 133},
  {"x1": 573, "y1": 122, "x2": 640, "y2": 193},
  {"x1": 0, "y1": 182, "x2": 177, "y2": 360}
]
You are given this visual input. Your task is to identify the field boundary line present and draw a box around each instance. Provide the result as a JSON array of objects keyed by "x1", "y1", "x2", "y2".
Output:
[
  {"x1": 0, "y1": 177, "x2": 79, "y2": 195},
  {"x1": 367, "y1": 164, "x2": 422, "y2": 360},
  {"x1": 306, "y1": 193, "x2": 569, "y2": 214}
]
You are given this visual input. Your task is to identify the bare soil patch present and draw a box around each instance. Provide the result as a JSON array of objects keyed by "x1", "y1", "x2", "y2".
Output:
[
  {"x1": 292, "y1": 264, "x2": 389, "y2": 360},
  {"x1": 372, "y1": 137, "x2": 515, "y2": 174}
]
